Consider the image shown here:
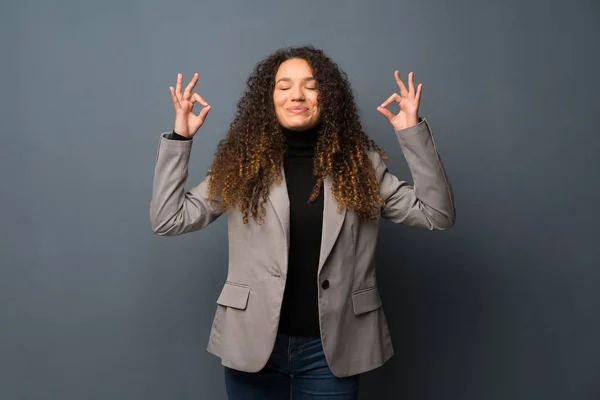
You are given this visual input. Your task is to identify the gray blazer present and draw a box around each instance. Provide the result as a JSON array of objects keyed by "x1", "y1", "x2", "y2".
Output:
[{"x1": 149, "y1": 118, "x2": 455, "y2": 377}]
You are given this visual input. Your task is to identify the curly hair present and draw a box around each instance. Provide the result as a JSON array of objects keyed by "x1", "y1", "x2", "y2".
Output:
[{"x1": 207, "y1": 45, "x2": 386, "y2": 224}]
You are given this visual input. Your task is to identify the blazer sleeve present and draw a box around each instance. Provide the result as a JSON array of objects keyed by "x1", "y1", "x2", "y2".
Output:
[
  {"x1": 150, "y1": 133, "x2": 223, "y2": 235},
  {"x1": 371, "y1": 118, "x2": 456, "y2": 230}
]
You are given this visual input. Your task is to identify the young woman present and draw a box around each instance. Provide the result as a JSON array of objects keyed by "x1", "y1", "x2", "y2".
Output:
[{"x1": 150, "y1": 46, "x2": 455, "y2": 399}]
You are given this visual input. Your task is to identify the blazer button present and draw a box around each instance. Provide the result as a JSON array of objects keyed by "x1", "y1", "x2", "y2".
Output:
[{"x1": 321, "y1": 280, "x2": 330, "y2": 290}]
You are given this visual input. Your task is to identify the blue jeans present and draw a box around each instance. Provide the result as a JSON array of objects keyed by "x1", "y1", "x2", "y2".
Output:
[{"x1": 224, "y1": 333, "x2": 360, "y2": 399}]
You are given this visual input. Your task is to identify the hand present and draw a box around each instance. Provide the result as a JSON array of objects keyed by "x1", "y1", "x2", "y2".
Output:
[
  {"x1": 169, "y1": 73, "x2": 211, "y2": 138},
  {"x1": 377, "y1": 71, "x2": 422, "y2": 130}
]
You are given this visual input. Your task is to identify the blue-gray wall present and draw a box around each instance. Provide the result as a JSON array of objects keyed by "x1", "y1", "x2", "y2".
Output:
[{"x1": 1, "y1": 0, "x2": 599, "y2": 399}]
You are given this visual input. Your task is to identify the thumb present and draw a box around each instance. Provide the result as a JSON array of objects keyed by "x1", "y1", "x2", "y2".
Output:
[
  {"x1": 197, "y1": 105, "x2": 211, "y2": 124},
  {"x1": 376, "y1": 106, "x2": 394, "y2": 122}
]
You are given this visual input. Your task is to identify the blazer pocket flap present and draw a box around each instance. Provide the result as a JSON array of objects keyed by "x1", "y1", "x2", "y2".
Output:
[
  {"x1": 216, "y1": 282, "x2": 250, "y2": 310},
  {"x1": 351, "y1": 287, "x2": 382, "y2": 315}
]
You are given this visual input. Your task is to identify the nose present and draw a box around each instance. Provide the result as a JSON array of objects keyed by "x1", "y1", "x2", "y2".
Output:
[{"x1": 290, "y1": 85, "x2": 305, "y2": 101}]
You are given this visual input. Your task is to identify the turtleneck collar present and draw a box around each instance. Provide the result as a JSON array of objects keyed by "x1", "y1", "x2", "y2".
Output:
[{"x1": 283, "y1": 124, "x2": 321, "y2": 157}]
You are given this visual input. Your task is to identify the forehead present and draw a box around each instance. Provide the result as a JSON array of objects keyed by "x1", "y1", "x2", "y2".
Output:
[{"x1": 275, "y1": 58, "x2": 314, "y2": 79}]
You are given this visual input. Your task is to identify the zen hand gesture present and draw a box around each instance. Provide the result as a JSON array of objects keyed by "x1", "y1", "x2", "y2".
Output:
[
  {"x1": 169, "y1": 73, "x2": 211, "y2": 138},
  {"x1": 377, "y1": 71, "x2": 422, "y2": 130}
]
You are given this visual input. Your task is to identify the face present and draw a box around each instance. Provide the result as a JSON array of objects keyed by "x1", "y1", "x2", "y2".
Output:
[{"x1": 273, "y1": 58, "x2": 322, "y2": 131}]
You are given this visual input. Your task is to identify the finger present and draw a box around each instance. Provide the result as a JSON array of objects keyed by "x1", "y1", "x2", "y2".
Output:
[
  {"x1": 394, "y1": 71, "x2": 409, "y2": 96},
  {"x1": 416, "y1": 83, "x2": 423, "y2": 102},
  {"x1": 376, "y1": 106, "x2": 395, "y2": 122},
  {"x1": 380, "y1": 93, "x2": 401, "y2": 108},
  {"x1": 191, "y1": 92, "x2": 209, "y2": 107},
  {"x1": 169, "y1": 86, "x2": 181, "y2": 110},
  {"x1": 175, "y1": 73, "x2": 183, "y2": 99},
  {"x1": 197, "y1": 104, "x2": 212, "y2": 124},
  {"x1": 183, "y1": 73, "x2": 199, "y2": 100},
  {"x1": 408, "y1": 72, "x2": 415, "y2": 95}
]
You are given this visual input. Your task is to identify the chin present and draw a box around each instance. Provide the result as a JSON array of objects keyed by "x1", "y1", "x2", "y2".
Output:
[{"x1": 284, "y1": 119, "x2": 317, "y2": 131}]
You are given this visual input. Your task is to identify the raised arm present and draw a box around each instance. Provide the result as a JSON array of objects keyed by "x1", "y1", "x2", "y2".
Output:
[
  {"x1": 150, "y1": 73, "x2": 223, "y2": 235},
  {"x1": 374, "y1": 71, "x2": 455, "y2": 230}
]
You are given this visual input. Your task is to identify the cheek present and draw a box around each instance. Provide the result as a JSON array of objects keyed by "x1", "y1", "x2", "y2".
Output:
[
  {"x1": 313, "y1": 99, "x2": 321, "y2": 115},
  {"x1": 273, "y1": 94, "x2": 286, "y2": 112},
  {"x1": 310, "y1": 94, "x2": 320, "y2": 111}
]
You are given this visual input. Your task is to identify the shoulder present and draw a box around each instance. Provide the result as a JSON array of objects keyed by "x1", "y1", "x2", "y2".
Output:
[{"x1": 363, "y1": 147, "x2": 387, "y2": 181}]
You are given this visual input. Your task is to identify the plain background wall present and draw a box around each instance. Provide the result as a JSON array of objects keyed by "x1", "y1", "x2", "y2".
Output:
[{"x1": 1, "y1": 0, "x2": 599, "y2": 398}]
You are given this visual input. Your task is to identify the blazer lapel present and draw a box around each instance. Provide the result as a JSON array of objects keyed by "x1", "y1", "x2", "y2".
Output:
[
  {"x1": 268, "y1": 171, "x2": 346, "y2": 275},
  {"x1": 318, "y1": 175, "x2": 347, "y2": 274},
  {"x1": 269, "y1": 167, "x2": 290, "y2": 253}
]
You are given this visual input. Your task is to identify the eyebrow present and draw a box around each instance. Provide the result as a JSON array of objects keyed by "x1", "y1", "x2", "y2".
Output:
[{"x1": 275, "y1": 77, "x2": 316, "y2": 84}]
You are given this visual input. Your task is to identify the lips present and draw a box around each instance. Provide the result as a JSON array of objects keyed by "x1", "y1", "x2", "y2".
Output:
[{"x1": 287, "y1": 106, "x2": 308, "y2": 114}]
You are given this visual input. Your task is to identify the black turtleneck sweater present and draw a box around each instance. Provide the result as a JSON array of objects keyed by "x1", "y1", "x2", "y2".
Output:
[
  {"x1": 169, "y1": 127, "x2": 323, "y2": 338},
  {"x1": 278, "y1": 125, "x2": 323, "y2": 337}
]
